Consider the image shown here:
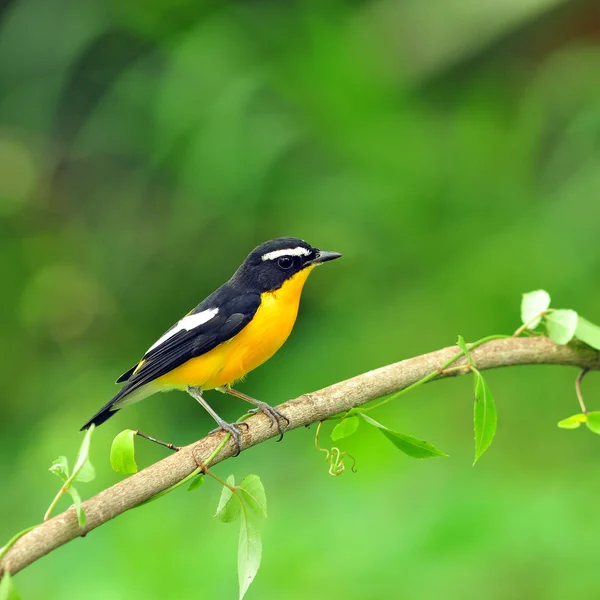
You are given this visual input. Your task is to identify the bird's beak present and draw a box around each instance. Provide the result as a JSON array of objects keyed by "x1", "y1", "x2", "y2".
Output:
[{"x1": 309, "y1": 250, "x2": 342, "y2": 265}]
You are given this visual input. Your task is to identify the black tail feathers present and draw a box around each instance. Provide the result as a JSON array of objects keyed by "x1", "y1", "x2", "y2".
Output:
[{"x1": 80, "y1": 397, "x2": 121, "y2": 431}]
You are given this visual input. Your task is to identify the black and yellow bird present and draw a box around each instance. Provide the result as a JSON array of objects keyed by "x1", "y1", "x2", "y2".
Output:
[{"x1": 81, "y1": 237, "x2": 341, "y2": 453}]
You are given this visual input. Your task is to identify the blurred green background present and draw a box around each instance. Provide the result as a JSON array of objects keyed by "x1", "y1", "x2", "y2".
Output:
[{"x1": 2, "y1": 0, "x2": 600, "y2": 598}]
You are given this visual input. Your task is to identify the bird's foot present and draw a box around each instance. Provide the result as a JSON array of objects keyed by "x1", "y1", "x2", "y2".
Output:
[
  {"x1": 247, "y1": 402, "x2": 290, "y2": 441},
  {"x1": 208, "y1": 420, "x2": 249, "y2": 456}
]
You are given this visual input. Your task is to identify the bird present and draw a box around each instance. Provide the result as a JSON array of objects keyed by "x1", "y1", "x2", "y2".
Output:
[{"x1": 81, "y1": 237, "x2": 342, "y2": 454}]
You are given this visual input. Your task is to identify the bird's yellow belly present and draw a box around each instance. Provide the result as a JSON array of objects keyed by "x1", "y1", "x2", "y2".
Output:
[{"x1": 157, "y1": 266, "x2": 314, "y2": 390}]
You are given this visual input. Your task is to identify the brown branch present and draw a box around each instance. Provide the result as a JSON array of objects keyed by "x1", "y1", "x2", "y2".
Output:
[{"x1": 2, "y1": 337, "x2": 599, "y2": 578}]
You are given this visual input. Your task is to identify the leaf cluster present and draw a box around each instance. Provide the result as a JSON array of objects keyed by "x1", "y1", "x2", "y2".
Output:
[
  {"x1": 214, "y1": 474, "x2": 267, "y2": 600},
  {"x1": 520, "y1": 290, "x2": 600, "y2": 348},
  {"x1": 0, "y1": 426, "x2": 96, "y2": 597}
]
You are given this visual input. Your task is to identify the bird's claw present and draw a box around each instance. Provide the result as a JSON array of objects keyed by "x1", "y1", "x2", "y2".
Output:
[
  {"x1": 209, "y1": 420, "x2": 249, "y2": 456},
  {"x1": 248, "y1": 402, "x2": 289, "y2": 441}
]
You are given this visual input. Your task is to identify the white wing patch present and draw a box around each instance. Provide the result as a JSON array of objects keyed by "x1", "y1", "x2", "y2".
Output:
[
  {"x1": 146, "y1": 307, "x2": 219, "y2": 353},
  {"x1": 261, "y1": 247, "x2": 311, "y2": 261}
]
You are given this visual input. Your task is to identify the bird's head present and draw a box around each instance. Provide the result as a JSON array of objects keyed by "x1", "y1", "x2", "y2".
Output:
[{"x1": 231, "y1": 237, "x2": 342, "y2": 293}]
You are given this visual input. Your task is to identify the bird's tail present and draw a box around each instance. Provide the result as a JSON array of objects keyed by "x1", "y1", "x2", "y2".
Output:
[
  {"x1": 80, "y1": 382, "x2": 154, "y2": 431},
  {"x1": 80, "y1": 392, "x2": 123, "y2": 430}
]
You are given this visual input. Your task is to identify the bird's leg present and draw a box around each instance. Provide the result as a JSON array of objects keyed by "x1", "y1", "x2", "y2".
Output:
[
  {"x1": 187, "y1": 386, "x2": 247, "y2": 456},
  {"x1": 135, "y1": 430, "x2": 181, "y2": 452},
  {"x1": 217, "y1": 385, "x2": 290, "y2": 442}
]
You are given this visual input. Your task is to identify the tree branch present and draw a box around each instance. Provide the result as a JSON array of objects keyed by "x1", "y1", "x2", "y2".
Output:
[{"x1": 2, "y1": 337, "x2": 599, "y2": 578}]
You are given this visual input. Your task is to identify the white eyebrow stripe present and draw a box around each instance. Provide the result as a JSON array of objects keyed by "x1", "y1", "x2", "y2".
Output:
[
  {"x1": 261, "y1": 247, "x2": 311, "y2": 261},
  {"x1": 147, "y1": 307, "x2": 219, "y2": 353}
]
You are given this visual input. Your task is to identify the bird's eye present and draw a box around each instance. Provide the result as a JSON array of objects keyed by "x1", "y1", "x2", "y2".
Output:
[{"x1": 277, "y1": 256, "x2": 294, "y2": 270}]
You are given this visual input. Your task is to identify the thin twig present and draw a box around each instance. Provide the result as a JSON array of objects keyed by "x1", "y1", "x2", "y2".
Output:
[
  {"x1": 43, "y1": 485, "x2": 69, "y2": 523},
  {"x1": 203, "y1": 468, "x2": 237, "y2": 492},
  {"x1": 513, "y1": 312, "x2": 548, "y2": 338},
  {"x1": 575, "y1": 368, "x2": 590, "y2": 414},
  {"x1": 135, "y1": 430, "x2": 181, "y2": 452}
]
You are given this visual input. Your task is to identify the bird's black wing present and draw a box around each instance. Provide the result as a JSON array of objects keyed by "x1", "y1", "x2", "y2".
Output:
[
  {"x1": 80, "y1": 290, "x2": 261, "y2": 429},
  {"x1": 115, "y1": 364, "x2": 136, "y2": 383},
  {"x1": 122, "y1": 292, "x2": 261, "y2": 395}
]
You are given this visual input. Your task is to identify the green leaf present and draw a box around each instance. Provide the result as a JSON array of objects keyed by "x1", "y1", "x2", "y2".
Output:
[
  {"x1": 557, "y1": 413, "x2": 587, "y2": 429},
  {"x1": 379, "y1": 430, "x2": 448, "y2": 459},
  {"x1": 575, "y1": 316, "x2": 600, "y2": 350},
  {"x1": 239, "y1": 474, "x2": 267, "y2": 519},
  {"x1": 110, "y1": 429, "x2": 138, "y2": 475},
  {"x1": 0, "y1": 571, "x2": 21, "y2": 600},
  {"x1": 585, "y1": 412, "x2": 600, "y2": 435},
  {"x1": 545, "y1": 309, "x2": 578, "y2": 345},
  {"x1": 456, "y1": 335, "x2": 473, "y2": 365},
  {"x1": 361, "y1": 414, "x2": 448, "y2": 458},
  {"x1": 187, "y1": 473, "x2": 205, "y2": 492},
  {"x1": 49, "y1": 456, "x2": 69, "y2": 482},
  {"x1": 238, "y1": 510, "x2": 262, "y2": 600},
  {"x1": 74, "y1": 458, "x2": 96, "y2": 483},
  {"x1": 331, "y1": 416, "x2": 360, "y2": 441},
  {"x1": 67, "y1": 487, "x2": 86, "y2": 527},
  {"x1": 215, "y1": 475, "x2": 240, "y2": 523},
  {"x1": 73, "y1": 424, "x2": 95, "y2": 477},
  {"x1": 521, "y1": 290, "x2": 551, "y2": 329},
  {"x1": 473, "y1": 370, "x2": 497, "y2": 464}
]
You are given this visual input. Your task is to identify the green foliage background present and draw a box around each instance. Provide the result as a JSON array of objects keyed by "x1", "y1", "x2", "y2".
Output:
[{"x1": 1, "y1": 0, "x2": 600, "y2": 598}]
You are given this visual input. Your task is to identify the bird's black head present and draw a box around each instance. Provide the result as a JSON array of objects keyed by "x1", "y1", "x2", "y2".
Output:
[{"x1": 230, "y1": 237, "x2": 342, "y2": 293}]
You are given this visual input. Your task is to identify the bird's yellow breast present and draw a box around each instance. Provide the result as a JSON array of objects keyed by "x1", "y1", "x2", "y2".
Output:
[{"x1": 157, "y1": 265, "x2": 316, "y2": 390}]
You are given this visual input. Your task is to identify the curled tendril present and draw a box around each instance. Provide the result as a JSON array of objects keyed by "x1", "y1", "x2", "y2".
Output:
[{"x1": 315, "y1": 421, "x2": 357, "y2": 477}]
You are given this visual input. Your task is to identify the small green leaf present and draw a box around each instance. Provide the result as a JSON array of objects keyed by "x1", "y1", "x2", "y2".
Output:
[
  {"x1": 456, "y1": 335, "x2": 473, "y2": 365},
  {"x1": 379, "y1": 430, "x2": 448, "y2": 458},
  {"x1": 67, "y1": 487, "x2": 86, "y2": 527},
  {"x1": 585, "y1": 412, "x2": 600, "y2": 435},
  {"x1": 49, "y1": 456, "x2": 69, "y2": 482},
  {"x1": 521, "y1": 290, "x2": 551, "y2": 329},
  {"x1": 331, "y1": 416, "x2": 360, "y2": 441},
  {"x1": 238, "y1": 510, "x2": 262, "y2": 600},
  {"x1": 575, "y1": 316, "x2": 600, "y2": 350},
  {"x1": 239, "y1": 474, "x2": 267, "y2": 519},
  {"x1": 74, "y1": 458, "x2": 96, "y2": 483},
  {"x1": 0, "y1": 571, "x2": 21, "y2": 600},
  {"x1": 73, "y1": 424, "x2": 95, "y2": 477},
  {"x1": 557, "y1": 413, "x2": 587, "y2": 429},
  {"x1": 187, "y1": 473, "x2": 205, "y2": 492},
  {"x1": 110, "y1": 429, "x2": 138, "y2": 475},
  {"x1": 473, "y1": 370, "x2": 497, "y2": 464},
  {"x1": 361, "y1": 414, "x2": 448, "y2": 458},
  {"x1": 215, "y1": 475, "x2": 240, "y2": 523},
  {"x1": 546, "y1": 309, "x2": 578, "y2": 345}
]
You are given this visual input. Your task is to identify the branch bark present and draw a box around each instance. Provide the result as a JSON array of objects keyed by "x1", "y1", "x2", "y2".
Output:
[{"x1": 2, "y1": 337, "x2": 599, "y2": 578}]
